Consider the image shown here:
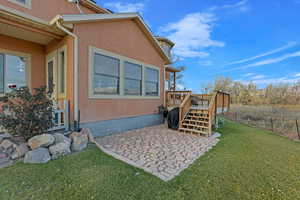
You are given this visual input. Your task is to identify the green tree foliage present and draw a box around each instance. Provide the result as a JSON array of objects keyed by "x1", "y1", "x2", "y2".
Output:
[{"x1": 0, "y1": 86, "x2": 54, "y2": 140}]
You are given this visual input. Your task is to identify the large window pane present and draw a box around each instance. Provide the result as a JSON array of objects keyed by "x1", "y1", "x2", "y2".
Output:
[
  {"x1": 145, "y1": 67, "x2": 159, "y2": 96},
  {"x1": 6, "y1": 55, "x2": 26, "y2": 92},
  {"x1": 94, "y1": 53, "x2": 119, "y2": 76},
  {"x1": 93, "y1": 53, "x2": 120, "y2": 95},
  {"x1": 93, "y1": 74, "x2": 119, "y2": 94},
  {"x1": 124, "y1": 62, "x2": 142, "y2": 95},
  {"x1": 0, "y1": 54, "x2": 4, "y2": 94}
]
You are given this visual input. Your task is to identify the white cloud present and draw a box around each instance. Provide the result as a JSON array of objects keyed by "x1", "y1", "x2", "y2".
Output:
[
  {"x1": 104, "y1": 2, "x2": 145, "y2": 13},
  {"x1": 209, "y1": 0, "x2": 249, "y2": 12},
  {"x1": 226, "y1": 41, "x2": 298, "y2": 66},
  {"x1": 225, "y1": 50, "x2": 300, "y2": 72},
  {"x1": 294, "y1": 73, "x2": 300, "y2": 77},
  {"x1": 160, "y1": 13, "x2": 225, "y2": 59},
  {"x1": 244, "y1": 73, "x2": 255, "y2": 77},
  {"x1": 200, "y1": 60, "x2": 214, "y2": 66},
  {"x1": 251, "y1": 75, "x2": 266, "y2": 80}
]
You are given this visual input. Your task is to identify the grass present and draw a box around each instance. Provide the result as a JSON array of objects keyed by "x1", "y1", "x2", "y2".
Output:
[{"x1": 0, "y1": 120, "x2": 299, "y2": 200}]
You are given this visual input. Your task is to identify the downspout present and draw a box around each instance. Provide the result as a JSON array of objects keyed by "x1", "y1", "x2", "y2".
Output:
[{"x1": 56, "y1": 21, "x2": 80, "y2": 131}]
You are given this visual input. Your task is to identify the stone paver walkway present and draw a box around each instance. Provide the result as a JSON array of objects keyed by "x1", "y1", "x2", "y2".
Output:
[{"x1": 95, "y1": 125, "x2": 220, "y2": 181}]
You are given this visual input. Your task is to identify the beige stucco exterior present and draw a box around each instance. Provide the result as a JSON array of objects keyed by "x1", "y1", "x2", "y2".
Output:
[
  {"x1": 0, "y1": 0, "x2": 172, "y2": 126},
  {"x1": 74, "y1": 20, "x2": 165, "y2": 123}
]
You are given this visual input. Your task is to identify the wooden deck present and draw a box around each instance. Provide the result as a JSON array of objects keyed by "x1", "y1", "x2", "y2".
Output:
[{"x1": 165, "y1": 90, "x2": 230, "y2": 136}]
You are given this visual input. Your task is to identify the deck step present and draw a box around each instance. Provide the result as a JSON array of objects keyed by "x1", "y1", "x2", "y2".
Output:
[
  {"x1": 190, "y1": 110, "x2": 209, "y2": 114},
  {"x1": 179, "y1": 128, "x2": 209, "y2": 135},
  {"x1": 182, "y1": 123, "x2": 209, "y2": 129},
  {"x1": 186, "y1": 116, "x2": 209, "y2": 120},
  {"x1": 184, "y1": 119, "x2": 209, "y2": 124}
]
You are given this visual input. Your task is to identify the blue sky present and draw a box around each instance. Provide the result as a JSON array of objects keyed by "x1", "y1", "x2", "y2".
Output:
[{"x1": 95, "y1": 0, "x2": 300, "y2": 92}]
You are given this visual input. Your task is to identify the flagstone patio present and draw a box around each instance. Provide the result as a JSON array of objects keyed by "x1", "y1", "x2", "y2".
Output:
[{"x1": 94, "y1": 125, "x2": 220, "y2": 181}]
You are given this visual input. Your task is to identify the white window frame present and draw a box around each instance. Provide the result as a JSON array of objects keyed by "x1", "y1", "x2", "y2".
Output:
[
  {"x1": 89, "y1": 46, "x2": 160, "y2": 99},
  {"x1": 0, "y1": 48, "x2": 31, "y2": 97},
  {"x1": 7, "y1": 0, "x2": 32, "y2": 9}
]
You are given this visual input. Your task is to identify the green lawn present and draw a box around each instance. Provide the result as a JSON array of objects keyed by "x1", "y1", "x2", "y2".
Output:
[{"x1": 0, "y1": 120, "x2": 299, "y2": 200}]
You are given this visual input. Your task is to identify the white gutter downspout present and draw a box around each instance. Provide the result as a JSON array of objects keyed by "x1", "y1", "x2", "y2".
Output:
[{"x1": 56, "y1": 21, "x2": 80, "y2": 131}]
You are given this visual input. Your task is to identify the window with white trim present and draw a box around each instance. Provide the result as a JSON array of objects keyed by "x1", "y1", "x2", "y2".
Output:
[
  {"x1": 90, "y1": 47, "x2": 160, "y2": 98},
  {"x1": 0, "y1": 53, "x2": 28, "y2": 95},
  {"x1": 93, "y1": 53, "x2": 120, "y2": 95},
  {"x1": 145, "y1": 67, "x2": 159, "y2": 96},
  {"x1": 124, "y1": 62, "x2": 142, "y2": 95}
]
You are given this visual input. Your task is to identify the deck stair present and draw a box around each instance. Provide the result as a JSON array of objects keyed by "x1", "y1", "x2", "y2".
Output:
[
  {"x1": 166, "y1": 90, "x2": 230, "y2": 137},
  {"x1": 179, "y1": 108, "x2": 211, "y2": 135}
]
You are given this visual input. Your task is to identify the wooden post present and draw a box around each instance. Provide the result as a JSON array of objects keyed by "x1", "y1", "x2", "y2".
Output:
[
  {"x1": 173, "y1": 72, "x2": 176, "y2": 91},
  {"x1": 222, "y1": 93, "x2": 225, "y2": 114},
  {"x1": 296, "y1": 119, "x2": 300, "y2": 140},
  {"x1": 270, "y1": 118, "x2": 274, "y2": 132}
]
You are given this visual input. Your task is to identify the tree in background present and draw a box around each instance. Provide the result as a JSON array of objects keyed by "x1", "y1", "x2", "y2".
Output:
[{"x1": 202, "y1": 76, "x2": 300, "y2": 105}]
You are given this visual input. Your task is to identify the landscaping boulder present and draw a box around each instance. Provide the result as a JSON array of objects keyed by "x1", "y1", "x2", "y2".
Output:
[
  {"x1": 53, "y1": 133, "x2": 71, "y2": 145},
  {"x1": 70, "y1": 132, "x2": 88, "y2": 152},
  {"x1": 0, "y1": 139, "x2": 15, "y2": 150},
  {"x1": 28, "y1": 134, "x2": 55, "y2": 149},
  {"x1": 49, "y1": 142, "x2": 71, "y2": 159},
  {"x1": 0, "y1": 133, "x2": 12, "y2": 143},
  {"x1": 24, "y1": 148, "x2": 51, "y2": 164},
  {"x1": 10, "y1": 143, "x2": 29, "y2": 160},
  {"x1": 81, "y1": 128, "x2": 94, "y2": 142}
]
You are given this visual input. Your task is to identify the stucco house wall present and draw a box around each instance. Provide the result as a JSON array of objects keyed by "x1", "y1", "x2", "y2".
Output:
[{"x1": 74, "y1": 19, "x2": 165, "y2": 123}]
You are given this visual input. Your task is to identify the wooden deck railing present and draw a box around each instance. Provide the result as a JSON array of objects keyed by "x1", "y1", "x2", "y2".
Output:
[{"x1": 166, "y1": 90, "x2": 192, "y2": 107}]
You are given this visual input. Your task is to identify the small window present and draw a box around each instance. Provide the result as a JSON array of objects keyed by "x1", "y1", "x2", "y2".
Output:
[
  {"x1": 7, "y1": 0, "x2": 31, "y2": 8},
  {"x1": 145, "y1": 67, "x2": 159, "y2": 96},
  {"x1": 0, "y1": 53, "x2": 27, "y2": 94},
  {"x1": 124, "y1": 62, "x2": 142, "y2": 95},
  {"x1": 93, "y1": 53, "x2": 120, "y2": 95}
]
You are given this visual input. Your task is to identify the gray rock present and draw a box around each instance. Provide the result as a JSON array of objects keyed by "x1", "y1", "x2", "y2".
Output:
[
  {"x1": 0, "y1": 140, "x2": 16, "y2": 150},
  {"x1": 49, "y1": 142, "x2": 71, "y2": 159},
  {"x1": 24, "y1": 148, "x2": 51, "y2": 164},
  {"x1": 53, "y1": 133, "x2": 71, "y2": 145},
  {"x1": 28, "y1": 134, "x2": 55, "y2": 149},
  {"x1": 10, "y1": 143, "x2": 29, "y2": 160},
  {"x1": 0, "y1": 133, "x2": 12, "y2": 140},
  {"x1": 70, "y1": 132, "x2": 88, "y2": 152}
]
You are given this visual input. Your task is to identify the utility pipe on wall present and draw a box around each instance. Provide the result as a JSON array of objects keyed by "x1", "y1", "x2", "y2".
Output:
[{"x1": 56, "y1": 21, "x2": 80, "y2": 131}]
